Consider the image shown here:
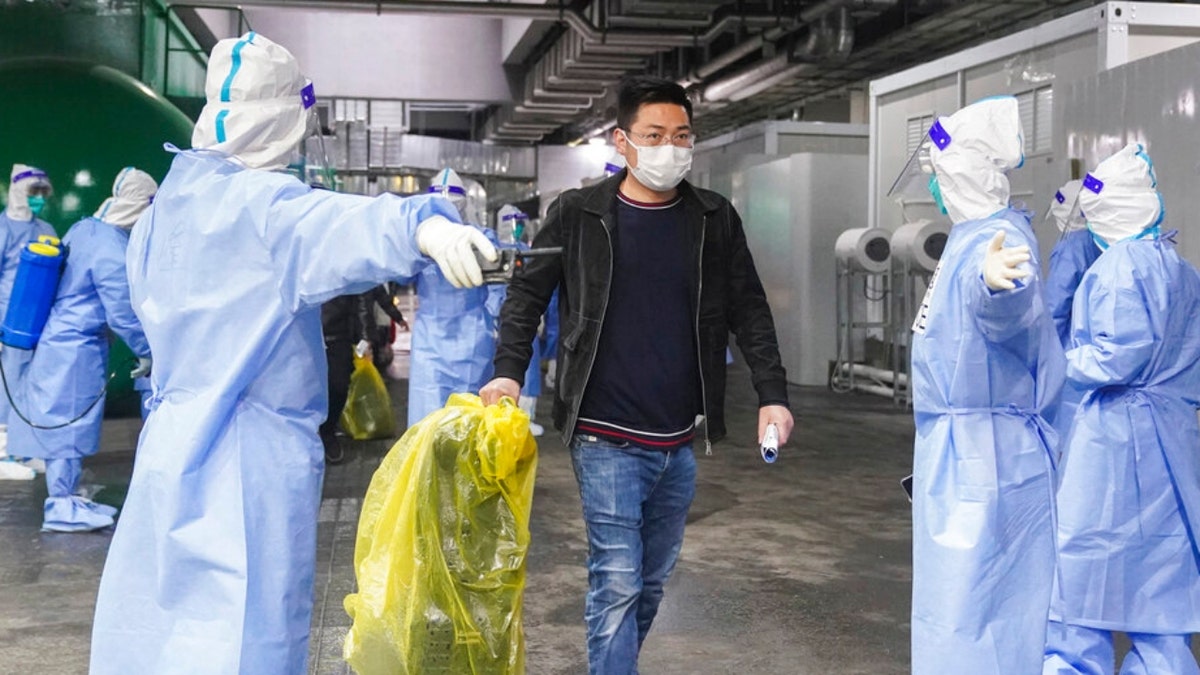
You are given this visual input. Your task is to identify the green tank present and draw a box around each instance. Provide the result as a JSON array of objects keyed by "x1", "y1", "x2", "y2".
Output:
[{"x1": 0, "y1": 58, "x2": 194, "y2": 416}]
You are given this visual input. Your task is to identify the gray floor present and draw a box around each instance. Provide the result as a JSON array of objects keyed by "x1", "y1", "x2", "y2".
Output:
[{"x1": 0, "y1": 362, "x2": 918, "y2": 674}]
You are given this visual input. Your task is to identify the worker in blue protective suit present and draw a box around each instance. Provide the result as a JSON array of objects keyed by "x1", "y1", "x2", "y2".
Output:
[
  {"x1": 494, "y1": 204, "x2": 546, "y2": 436},
  {"x1": 1043, "y1": 143, "x2": 1200, "y2": 675},
  {"x1": 541, "y1": 286, "x2": 560, "y2": 390},
  {"x1": 1044, "y1": 179, "x2": 1101, "y2": 348},
  {"x1": 1044, "y1": 179, "x2": 1103, "y2": 441},
  {"x1": 88, "y1": 33, "x2": 496, "y2": 675},
  {"x1": 906, "y1": 96, "x2": 1064, "y2": 675},
  {"x1": 401, "y1": 167, "x2": 498, "y2": 427},
  {"x1": 0, "y1": 165, "x2": 57, "y2": 481},
  {"x1": 6, "y1": 168, "x2": 156, "y2": 532}
]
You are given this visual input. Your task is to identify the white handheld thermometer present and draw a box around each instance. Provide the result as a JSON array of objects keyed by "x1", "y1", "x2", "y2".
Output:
[{"x1": 760, "y1": 424, "x2": 779, "y2": 464}]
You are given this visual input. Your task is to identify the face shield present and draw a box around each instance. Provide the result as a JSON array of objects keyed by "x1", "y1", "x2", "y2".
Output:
[
  {"x1": 1041, "y1": 179, "x2": 1085, "y2": 240},
  {"x1": 285, "y1": 84, "x2": 336, "y2": 189},
  {"x1": 499, "y1": 210, "x2": 528, "y2": 244},
  {"x1": 428, "y1": 168, "x2": 468, "y2": 220},
  {"x1": 887, "y1": 118, "x2": 949, "y2": 215}
]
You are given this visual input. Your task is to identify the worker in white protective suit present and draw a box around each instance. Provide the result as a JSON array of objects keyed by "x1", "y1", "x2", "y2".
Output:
[
  {"x1": 89, "y1": 32, "x2": 496, "y2": 675},
  {"x1": 7, "y1": 167, "x2": 156, "y2": 532},
  {"x1": 907, "y1": 96, "x2": 1064, "y2": 675},
  {"x1": 400, "y1": 167, "x2": 498, "y2": 426},
  {"x1": 0, "y1": 165, "x2": 57, "y2": 480},
  {"x1": 1044, "y1": 143, "x2": 1200, "y2": 675}
]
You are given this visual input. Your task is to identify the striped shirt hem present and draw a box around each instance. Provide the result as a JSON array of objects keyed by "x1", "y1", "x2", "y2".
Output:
[{"x1": 576, "y1": 418, "x2": 695, "y2": 449}]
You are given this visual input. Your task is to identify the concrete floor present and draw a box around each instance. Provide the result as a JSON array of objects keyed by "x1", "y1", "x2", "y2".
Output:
[{"x1": 0, "y1": 361, "x2": 918, "y2": 674}]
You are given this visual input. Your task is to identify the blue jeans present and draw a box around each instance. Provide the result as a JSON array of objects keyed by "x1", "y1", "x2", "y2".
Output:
[{"x1": 570, "y1": 436, "x2": 697, "y2": 675}]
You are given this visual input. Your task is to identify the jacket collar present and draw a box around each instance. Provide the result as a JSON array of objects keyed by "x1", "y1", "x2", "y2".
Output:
[{"x1": 582, "y1": 168, "x2": 721, "y2": 216}]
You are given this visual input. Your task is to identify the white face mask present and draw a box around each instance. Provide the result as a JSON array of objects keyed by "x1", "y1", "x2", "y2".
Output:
[{"x1": 624, "y1": 133, "x2": 693, "y2": 192}]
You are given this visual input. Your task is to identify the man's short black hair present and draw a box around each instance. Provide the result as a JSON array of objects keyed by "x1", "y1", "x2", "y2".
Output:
[{"x1": 617, "y1": 76, "x2": 693, "y2": 131}]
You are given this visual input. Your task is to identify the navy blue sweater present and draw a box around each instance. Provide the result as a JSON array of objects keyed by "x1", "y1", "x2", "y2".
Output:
[{"x1": 576, "y1": 191, "x2": 702, "y2": 449}]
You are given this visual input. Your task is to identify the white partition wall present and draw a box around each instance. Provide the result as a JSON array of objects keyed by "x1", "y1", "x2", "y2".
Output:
[{"x1": 730, "y1": 153, "x2": 868, "y2": 386}]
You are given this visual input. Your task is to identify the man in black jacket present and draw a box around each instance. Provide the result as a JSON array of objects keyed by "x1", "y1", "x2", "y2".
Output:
[{"x1": 481, "y1": 76, "x2": 793, "y2": 674}]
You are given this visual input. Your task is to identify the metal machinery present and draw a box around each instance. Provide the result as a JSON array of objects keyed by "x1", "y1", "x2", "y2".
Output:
[
  {"x1": 831, "y1": 227, "x2": 893, "y2": 397},
  {"x1": 887, "y1": 219, "x2": 949, "y2": 406}
]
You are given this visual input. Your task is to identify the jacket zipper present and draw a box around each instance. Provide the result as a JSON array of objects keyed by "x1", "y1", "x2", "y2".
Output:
[
  {"x1": 695, "y1": 214, "x2": 712, "y2": 456},
  {"x1": 568, "y1": 216, "x2": 614, "y2": 440}
]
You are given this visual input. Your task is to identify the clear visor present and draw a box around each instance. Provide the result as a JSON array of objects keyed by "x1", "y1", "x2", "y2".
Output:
[
  {"x1": 887, "y1": 140, "x2": 936, "y2": 201},
  {"x1": 428, "y1": 182, "x2": 468, "y2": 219},
  {"x1": 290, "y1": 109, "x2": 336, "y2": 189},
  {"x1": 1042, "y1": 189, "x2": 1087, "y2": 240},
  {"x1": 1065, "y1": 202, "x2": 1087, "y2": 239},
  {"x1": 26, "y1": 181, "x2": 53, "y2": 198},
  {"x1": 287, "y1": 84, "x2": 336, "y2": 189}
]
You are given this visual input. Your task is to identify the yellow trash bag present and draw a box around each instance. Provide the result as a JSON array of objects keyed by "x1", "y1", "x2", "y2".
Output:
[
  {"x1": 340, "y1": 353, "x2": 396, "y2": 440},
  {"x1": 343, "y1": 393, "x2": 538, "y2": 675}
]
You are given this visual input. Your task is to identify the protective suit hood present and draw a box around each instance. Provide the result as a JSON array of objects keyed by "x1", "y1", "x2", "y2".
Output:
[
  {"x1": 95, "y1": 167, "x2": 158, "y2": 229},
  {"x1": 928, "y1": 97, "x2": 1024, "y2": 224},
  {"x1": 6, "y1": 164, "x2": 51, "y2": 222},
  {"x1": 1079, "y1": 143, "x2": 1163, "y2": 248},
  {"x1": 193, "y1": 32, "x2": 314, "y2": 171}
]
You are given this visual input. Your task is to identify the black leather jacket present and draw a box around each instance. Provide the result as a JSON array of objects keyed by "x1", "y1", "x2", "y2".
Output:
[{"x1": 493, "y1": 171, "x2": 789, "y2": 446}]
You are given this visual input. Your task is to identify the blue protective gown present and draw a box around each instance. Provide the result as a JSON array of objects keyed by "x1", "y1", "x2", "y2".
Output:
[
  {"x1": 0, "y1": 211, "x2": 57, "y2": 426},
  {"x1": 910, "y1": 208, "x2": 1065, "y2": 675},
  {"x1": 89, "y1": 148, "x2": 455, "y2": 675},
  {"x1": 403, "y1": 229, "x2": 497, "y2": 426},
  {"x1": 1046, "y1": 229, "x2": 1102, "y2": 348},
  {"x1": 491, "y1": 240, "x2": 543, "y2": 398},
  {"x1": 541, "y1": 288, "x2": 559, "y2": 358},
  {"x1": 1045, "y1": 229, "x2": 1102, "y2": 440},
  {"x1": 1050, "y1": 235, "x2": 1200, "y2": 635},
  {"x1": 6, "y1": 218, "x2": 150, "y2": 530}
]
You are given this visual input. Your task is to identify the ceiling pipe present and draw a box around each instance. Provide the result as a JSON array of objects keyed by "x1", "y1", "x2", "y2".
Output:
[
  {"x1": 181, "y1": 0, "x2": 801, "y2": 48},
  {"x1": 702, "y1": 0, "x2": 886, "y2": 103},
  {"x1": 512, "y1": 105, "x2": 588, "y2": 118},
  {"x1": 726, "y1": 63, "x2": 816, "y2": 103},
  {"x1": 681, "y1": 0, "x2": 894, "y2": 87},
  {"x1": 701, "y1": 53, "x2": 791, "y2": 102},
  {"x1": 679, "y1": 25, "x2": 788, "y2": 87},
  {"x1": 726, "y1": 7, "x2": 856, "y2": 103}
]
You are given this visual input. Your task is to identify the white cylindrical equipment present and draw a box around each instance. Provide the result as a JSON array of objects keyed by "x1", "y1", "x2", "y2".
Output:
[
  {"x1": 891, "y1": 219, "x2": 950, "y2": 273},
  {"x1": 834, "y1": 227, "x2": 892, "y2": 274}
]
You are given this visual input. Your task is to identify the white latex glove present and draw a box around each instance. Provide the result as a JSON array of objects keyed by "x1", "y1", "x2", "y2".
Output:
[
  {"x1": 981, "y1": 230, "x2": 1031, "y2": 291},
  {"x1": 130, "y1": 357, "x2": 152, "y2": 379},
  {"x1": 416, "y1": 215, "x2": 498, "y2": 289},
  {"x1": 354, "y1": 339, "x2": 371, "y2": 358}
]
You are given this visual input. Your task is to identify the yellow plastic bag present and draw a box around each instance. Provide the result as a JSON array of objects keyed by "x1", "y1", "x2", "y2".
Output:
[
  {"x1": 340, "y1": 354, "x2": 396, "y2": 440},
  {"x1": 343, "y1": 393, "x2": 538, "y2": 675}
]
